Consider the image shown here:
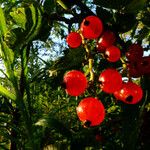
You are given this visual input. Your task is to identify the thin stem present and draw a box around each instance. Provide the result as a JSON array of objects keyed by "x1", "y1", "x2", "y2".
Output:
[
  {"x1": 89, "y1": 58, "x2": 94, "y2": 81},
  {"x1": 80, "y1": 31, "x2": 94, "y2": 81}
]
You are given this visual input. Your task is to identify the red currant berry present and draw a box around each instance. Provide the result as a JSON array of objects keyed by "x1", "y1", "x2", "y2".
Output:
[
  {"x1": 97, "y1": 30, "x2": 116, "y2": 52},
  {"x1": 66, "y1": 32, "x2": 82, "y2": 48},
  {"x1": 127, "y1": 62, "x2": 142, "y2": 78},
  {"x1": 96, "y1": 42, "x2": 106, "y2": 52},
  {"x1": 114, "y1": 82, "x2": 143, "y2": 104},
  {"x1": 140, "y1": 56, "x2": 150, "y2": 75},
  {"x1": 105, "y1": 45, "x2": 121, "y2": 62},
  {"x1": 80, "y1": 15, "x2": 103, "y2": 39},
  {"x1": 76, "y1": 97, "x2": 105, "y2": 127},
  {"x1": 126, "y1": 44, "x2": 143, "y2": 62},
  {"x1": 63, "y1": 70, "x2": 87, "y2": 96},
  {"x1": 95, "y1": 134, "x2": 103, "y2": 142},
  {"x1": 99, "y1": 68, "x2": 122, "y2": 93}
]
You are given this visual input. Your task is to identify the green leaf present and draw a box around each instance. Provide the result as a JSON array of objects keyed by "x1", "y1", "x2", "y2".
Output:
[
  {"x1": 9, "y1": 3, "x2": 42, "y2": 49},
  {"x1": 0, "y1": 84, "x2": 16, "y2": 100},
  {"x1": 0, "y1": 41, "x2": 17, "y2": 85},
  {"x1": 50, "y1": 47, "x2": 85, "y2": 72},
  {"x1": 125, "y1": 0, "x2": 147, "y2": 13},
  {"x1": 1, "y1": 41, "x2": 14, "y2": 64},
  {"x1": 10, "y1": 7, "x2": 26, "y2": 30},
  {"x1": 36, "y1": 116, "x2": 73, "y2": 139},
  {"x1": 0, "y1": 6, "x2": 7, "y2": 37},
  {"x1": 0, "y1": 144, "x2": 9, "y2": 150},
  {"x1": 24, "y1": 3, "x2": 42, "y2": 42},
  {"x1": 56, "y1": 0, "x2": 68, "y2": 10},
  {"x1": 4, "y1": 28, "x2": 26, "y2": 51},
  {"x1": 35, "y1": 15, "x2": 52, "y2": 41}
]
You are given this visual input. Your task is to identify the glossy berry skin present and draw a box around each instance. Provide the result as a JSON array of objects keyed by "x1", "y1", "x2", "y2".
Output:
[
  {"x1": 99, "y1": 68, "x2": 122, "y2": 93},
  {"x1": 114, "y1": 82, "x2": 143, "y2": 104},
  {"x1": 76, "y1": 97, "x2": 105, "y2": 127},
  {"x1": 97, "y1": 30, "x2": 116, "y2": 52},
  {"x1": 80, "y1": 15, "x2": 103, "y2": 39},
  {"x1": 63, "y1": 70, "x2": 87, "y2": 96},
  {"x1": 105, "y1": 45, "x2": 121, "y2": 62},
  {"x1": 66, "y1": 32, "x2": 82, "y2": 48},
  {"x1": 126, "y1": 44, "x2": 143, "y2": 62}
]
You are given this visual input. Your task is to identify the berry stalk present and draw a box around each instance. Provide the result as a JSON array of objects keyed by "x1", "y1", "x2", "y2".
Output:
[{"x1": 80, "y1": 31, "x2": 94, "y2": 81}]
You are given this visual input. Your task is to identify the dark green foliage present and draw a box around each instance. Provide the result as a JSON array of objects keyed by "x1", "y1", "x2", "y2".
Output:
[
  {"x1": 43, "y1": 0, "x2": 56, "y2": 14},
  {"x1": 47, "y1": 47, "x2": 86, "y2": 88},
  {"x1": 141, "y1": 10, "x2": 150, "y2": 27},
  {"x1": 0, "y1": 0, "x2": 150, "y2": 150},
  {"x1": 58, "y1": 0, "x2": 75, "y2": 9},
  {"x1": 94, "y1": 0, "x2": 131, "y2": 9},
  {"x1": 96, "y1": 7, "x2": 113, "y2": 24},
  {"x1": 114, "y1": 13, "x2": 137, "y2": 33}
]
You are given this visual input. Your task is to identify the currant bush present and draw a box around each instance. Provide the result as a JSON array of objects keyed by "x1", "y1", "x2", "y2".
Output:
[{"x1": 63, "y1": 14, "x2": 145, "y2": 128}]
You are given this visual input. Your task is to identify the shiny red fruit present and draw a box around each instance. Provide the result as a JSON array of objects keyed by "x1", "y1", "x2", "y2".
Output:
[
  {"x1": 97, "y1": 30, "x2": 116, "y2": 52},
  {"x1": 66, "y1": 32, "x2": 82, "y2": 48},
  {"x1": 63, "y1": 70, "x2": 87, "y2": 96},
  {"x1": 126, "y1": 44, "x2": 143, "y2": 62},
  {"x1": 76, "y1": 97, "x2": 105, "y2": 127},
  {"x1": 99, "y1": 68, "x2": 122, "y2": 93},
  {"x1": 105, "y1": 45, "x2": 121, "y2": 62},
  {"x1": 80, "y1": 15, "x2": 103, "y2": 39},
  {"x1": 114, "y1": 82, "x2": 143, "y2": 104}
]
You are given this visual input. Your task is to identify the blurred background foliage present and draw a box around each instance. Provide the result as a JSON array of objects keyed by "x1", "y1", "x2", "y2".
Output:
[{"x1": 0, "y1": 0, "x2": 150, "y2": 149}]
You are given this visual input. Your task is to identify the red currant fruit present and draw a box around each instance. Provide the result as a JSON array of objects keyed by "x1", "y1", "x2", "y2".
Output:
[
  {"x1": 140, "y1": 56, "x2": 150, "y2": 75},
  {"x1": 99, "y1": 68, "x2": 122, "y2": 93},
  {"x1": 105, "y1": 45, "x2": 121, "y2": 62},
  {"x1": 66, "y1": 32, "x2": 82, "y2": 48},
  {"x1": 76, "y1": 97, "x2": 105, "y2": 127},
  {"x1": 80, "y1": 15, "x2": 103, "y2": 39},
  {"x1": 97, "y1": 30, "x2": 116, "y2": 52},
  {"x1": 127, "y1": 62, "x2": 142, "y2": 78},
  {"x1": 126, "y1": 44, "x2": 143, "y2": 62},
  {"x1": 114, "y1": 82, "x2": 143, "y2": 104},
  {"x1": 63, "y1": 70, "x2": 87, "y2": 96},
  {"x1": 96, "y1": 42, "x2": 106, "y2": 52},
  {"x1": 95, "y1": 134, "x2": 103, "y2": 142}
]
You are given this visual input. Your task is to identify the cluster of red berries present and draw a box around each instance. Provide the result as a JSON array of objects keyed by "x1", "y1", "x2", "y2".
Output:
[
  {"x1": 66, "y1": 16, "x2": 121, "y2": 63},
  {"x1": 63, "y1": 15, "x2": 144, "y2": 127},
  {"x1": 97, "y1": 30, "x2": 121, "y2": 62},
  {"x1": 126, "y1": 43, "x2": 150, "y2": 77}
]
